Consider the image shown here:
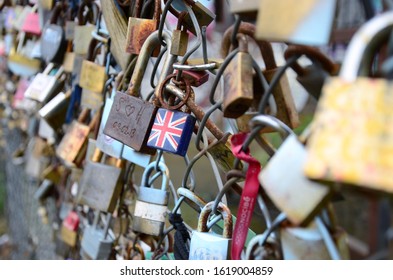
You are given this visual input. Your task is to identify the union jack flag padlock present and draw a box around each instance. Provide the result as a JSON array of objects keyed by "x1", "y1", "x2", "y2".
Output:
[{"x1": 147, "y1": 108, "x2": 196, "y2": 156}]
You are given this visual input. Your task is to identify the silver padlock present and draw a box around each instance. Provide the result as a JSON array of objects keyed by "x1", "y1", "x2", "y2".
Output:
[
  {"x1": 254, "y1": 115, "x2": 331, "y2": 226},
  {"x1": 189, "y1": 201, "x2": 233, "y2": 260},
  {"x1": 132, "y1": 161, "x2": 170, "y2": 236},
  {"x1": 80, "y1": 212, "x2": 114, "y2": 260}
]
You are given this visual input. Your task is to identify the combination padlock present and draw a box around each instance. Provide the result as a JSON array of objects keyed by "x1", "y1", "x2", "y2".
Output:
[{"x1": 133, "y1": 161, "x2": 170, "y2": 236}]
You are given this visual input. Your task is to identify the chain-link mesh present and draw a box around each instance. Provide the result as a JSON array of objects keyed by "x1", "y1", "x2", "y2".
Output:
[{"x1": 2, "y1": 125, "x2": 59, "y2": 260}]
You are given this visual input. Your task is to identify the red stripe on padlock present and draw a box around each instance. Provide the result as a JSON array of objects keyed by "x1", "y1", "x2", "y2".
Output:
[
  {"x1": 230, "y1": 133, "x2": 261, "y2": 260},
  {"x1": 63, "y1": 211, "x2": 80, "y2": 231}
]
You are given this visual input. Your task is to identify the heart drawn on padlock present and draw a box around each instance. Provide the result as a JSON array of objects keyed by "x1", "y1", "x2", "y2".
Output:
[{"x1": 125, "y1": 104, "x2": 135, "y2": 117}]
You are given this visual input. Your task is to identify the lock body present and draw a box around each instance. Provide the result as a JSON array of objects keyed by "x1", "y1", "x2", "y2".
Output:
[
  {"x1": 189, "y1": 231, "x2": 231, "y2": 260},
  {"x1": 133, "y1": 186, "x2": 169, "y2": 236},
  {"x1": 103, "y1": 92, "x2": 157, "y2": 155},
  {"x1": 126, "y1": 17, "x2": 158, "y2": 55},
  {"x1": 56, "y1": 120, "x2": 90, "y2": 166},
  {"x1": 81, "y1": 226, "x2": 114, "y2": 260},
  {"x1": 223, "y1": 51, "x2": 253, "y2": 118},
  {"x1": 259, "y1": 134, "x2": 331, "y2": 226},
  {"x1": 147, "y1": 108, "x2": 196, "y2": 156},
  {"x1": 60, "y1": 211, "x2": 79, "y2": 247},
  {"x1": 41, "y1": 24, "x2": 66, "y2": 64},
  {"x1": 76, "y1": 160, "x2": 123, "y2": 213},
  {"x1": 171, "y1": 29, "x2": 188, "y2": 56},
  {"x1": 189, "y1": 202, "x2": 232, "y2": 260}
]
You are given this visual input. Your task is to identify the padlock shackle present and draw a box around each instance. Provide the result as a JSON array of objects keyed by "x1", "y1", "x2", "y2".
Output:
[
  {"x1": 249, "y1": 115, "x2": 295, "y2": 140},
  {"x1": 340, "y1": 11, "x2": 393, "y2": 81},
  {"x1": 197, "y1": 201, "x2": 232, "y2": 239},
  {"x1": 77, "y1": 0, "x2": 99, "y2": 26},
  {"x1": 283, "y1": 45, "x2": 338, "y2": 77},
  {"x1": 128, "y1": 30, "x2": 176, "y2": 97},
  {"x1": 141, "y1": 161, "x2": 169, "y2": 190},
  {"x1": 50, "y1": 2, "x2": 67, "y2": 25},
  {"x1": 177, "y1": 187, "x2": 206, "y2": 213},
  {"x1": 221, "y1": 22, "x2": 277, "y2": 70}
]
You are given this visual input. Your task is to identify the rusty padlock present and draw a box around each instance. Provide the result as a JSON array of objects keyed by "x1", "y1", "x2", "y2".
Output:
[
  {"x1": 126, "y1": 0, "x2": 161, "y2": 55},
  {"x1": 189, "y1": 201, "x2": 233, "y2": 260},
  {"x1": 56, "y1": 109, "x2": 100, "y2": 167},
  {"x1": 221, "y1": 22, "x2": 299, "y2": 130}
]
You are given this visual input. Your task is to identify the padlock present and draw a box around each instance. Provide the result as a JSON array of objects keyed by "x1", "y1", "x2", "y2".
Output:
[
  {"x1": 38, "y1": 90, "x2": 71, "y2": 134},
  {"x1": 164, "y1": 83, "x2": 240, "y2": 173},
  {"x1": 125, "y1": 0, "x2": 161, "y2": 55},
  {"x1": 76, "y1": 147, "x2": 125, "y2": 213},
  {"x1": 81, "y1": 212, "x2": 114, "y2": 260},
  {"x1": 228, "y1": 0, "x2": 259, "y2": 20},
  {"x1": 182, "y1": 1, "x2": 215, "y2": 36},
  {"x1": 56, "y1": 109, "x2": 100, "y2": 167},
  {"x1": 175, "y1": 69, "x2": 209, "y2": 87},
  {"x1": 79, "y1": 39, "x2": 107, "y2": 95},
  {"x1": 284, "y1": 45, "x2": 339, "y2": 100},
  {"x1": 133, "y1": 161, "x2": 170, "y2": 236},
  {"x1": 24, "y1": 137, "x2": 51, "y2": 179},
  {"x1": 96, "y1": 77, "x2": 151, "y2": 166},
  {"x1": 253, "y1": 115, "x2": 331, "y2": 226},
  {"x1": 170, "y1": 11, "x2": 188, "y2": 56},
  {"x1": 222, "y1": 33, "x2": 253, "y2": 118},
  {"x1": 280, "y1": 219, "x2": 347, "y2": 260},
  {"x1": 221, "y1": 22, "x2": 299, "y2": 129},
  {"x1": 189, "y1": 201, "x2": 233, "y2": 260},
  {"x1": 60, "y1": 211, "x2": 80, "y2": 247},
  {"x1": 21, "y1": 4, "x2": 41, "y2": 36},
  {"x1": 104, "y1": 30, "x2": 176, "y2": 154},
  {"x1": 40, "y1": 2, "x2": 68, "y2": 64},
  {"x1": 255, "y1": 0, "x2": 337, "y2": 46},
  {"x1": 73, "y1": 1, "x2": 97, "y2": 55},
  {"x1": 147, "y1": 107, "x2": 196, "y2": 156},
  {"x1": 304, "y1": 11, "x2": 393, "y2": 194},
  {"x1": 24, "y1": 64, "x2": 65, "y2": 103}
]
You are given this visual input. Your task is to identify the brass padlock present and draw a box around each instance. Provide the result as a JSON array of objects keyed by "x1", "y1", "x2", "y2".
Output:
[
  {"x1": 125, "y1": 0, "x2": 161, "y2": 55},
  {"x1": 222, "y1": 33, "x2": 253, "y2": 118},
  {"x1": 104, "y1": 30, "x2": 176, "y2": 154},
  {"x1": 73, "y1": 1, "x2": 98, "y2": 55},
  {"x1": 133, "y1": 161, "x2": 170, "y2": 236},
  {"x1": 255, "y1": 0, "x2": 337, "y2": 46},
  {"x1": 79, "y1": 38, "x2": 107, "y2": 96},
  {"x1": 304, "y1": 12, "x2": 393, "y2": 194},
  {"x1": 170, "y1": 11, "x2": 189, "y2": 56},
  {"x1": 221, "y1": 22, "x2": 299, "y2": 130},
  {"x1": 76, "y1": 147, "x2": 125, "y2": 213}
]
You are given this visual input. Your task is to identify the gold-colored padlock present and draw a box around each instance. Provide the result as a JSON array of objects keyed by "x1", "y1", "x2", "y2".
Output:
[
  {"x1": 222, "y1": 33, "x2": 253, "y2": 119},
  {"x1": 170, "y1": 11, "x2": 189, "y2": 56}
]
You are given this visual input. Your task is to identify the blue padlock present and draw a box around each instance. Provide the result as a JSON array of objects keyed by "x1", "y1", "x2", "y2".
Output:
[{"x1": 147, "y1": 108, "x2": 196, "y2": 156}]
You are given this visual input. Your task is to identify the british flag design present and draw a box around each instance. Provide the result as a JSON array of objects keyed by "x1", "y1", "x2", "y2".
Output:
[{"x1": 147, "y1": 108, "x2": 196, "y2": 156}]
